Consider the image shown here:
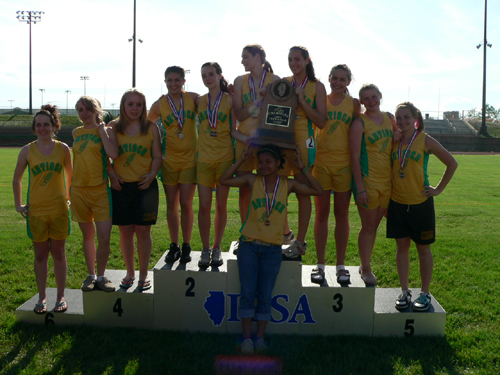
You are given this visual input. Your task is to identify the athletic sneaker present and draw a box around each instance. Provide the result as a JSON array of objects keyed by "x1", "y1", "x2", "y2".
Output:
[
  {"x1": 254, "y1": 337, "x2": 268, "y2": 352},
  {"x1": 198, "y1": 248, "x2": 211, "y2": 267},
  {"x1": 395, "y1": 289, "x2": 412, "y2": 310},
  {"x1": 81, "y1": 276, "x2": 96, "y2": 292},
  {"x1": 311, "y1": 267, "x2": 325, "y2": 284},
  {"x1": 283, "y1": 231, "x2": 295, "y2": 245},
  {"x1": 282, "y1": 239, "x2": 307, "y2": 258},
  {"x1": 413, "y1": 292, "x2": 432, "y2": 311},
  {"x1": 232, "y1": 241, "x2": 239, "y2": 255},
  {"x1": 180, "y1": 243, "x2": 192, "y2": 263},
  {"x1": 240, "y1": 338, "x2": 255, "y2": 354},
  {"x1": 165, "y1": 243, "x2": 181, "y2": 263},
  {"x1": 95, "y1": 276, "x2": 116, "y2": 292},
  {"x1": 211, "y1": 247, "x2": 223, "y2": 266}
]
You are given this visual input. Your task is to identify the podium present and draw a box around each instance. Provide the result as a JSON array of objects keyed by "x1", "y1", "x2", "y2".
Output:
[{"x1": 16, "y1": 241, "x2": 446, "y2": 336}]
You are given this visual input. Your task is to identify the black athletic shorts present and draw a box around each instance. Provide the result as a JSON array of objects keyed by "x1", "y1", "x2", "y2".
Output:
[
  {"x1": 112, "y1": 179, "x2": 159, "y2": 226},
  {"x1": 386, "y1": 197, "x2": 435, "y2": 245}
]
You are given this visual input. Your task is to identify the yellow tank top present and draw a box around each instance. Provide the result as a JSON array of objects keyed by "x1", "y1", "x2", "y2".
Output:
[
  {"x1": 316, "y1": 95, "x2": 354, "y2": 167},
  {"x1": 359, "y1": 112, "x2": 394, "y2": 184},
  {"x1": 159, "y1": 92, "x2": 197, "y2": 168},
  {"x1": 114, "y1": 125, "x2": 154, "y2": 182},
  {"x1": 285, "y1": 77, "x2": 317, "y2": 143},
  {"x1": 28, "y1": 140, "x2": 68, "y2": 215},
  {"x1": 240, "y1": 175, "x2": 288, "y2": 245},
  {"x1": 238, "y1": 72, "x2": 275, "y2": 136},
  {"x1": 391, "y1": 132, "x2": 430, "y2": 205},
  {"x1": 72, "y1": 126, "x2": 108, "y2": 187},
  {"x1": 197, "y1": 93, "x2": 234, "y2": 163}
]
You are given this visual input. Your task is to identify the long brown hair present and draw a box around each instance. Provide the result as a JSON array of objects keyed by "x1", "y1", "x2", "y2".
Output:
[
  {"x1": 289, "y1": 46, "x2": 317, "y2": 82},
  {"x1": 243, "y1": 44, "x2": 273, "y2": 73},
  {"x1": 32, "y1": 104, "x2": 61, "y2": 136},
  {"x1": 114, "y1": 88, "x2": 150, "y2": 135}
]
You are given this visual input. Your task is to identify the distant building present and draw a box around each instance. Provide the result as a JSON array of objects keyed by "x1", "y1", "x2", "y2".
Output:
[{"x1": 444, "y1": 111, "x2": 460, "y2": 120}]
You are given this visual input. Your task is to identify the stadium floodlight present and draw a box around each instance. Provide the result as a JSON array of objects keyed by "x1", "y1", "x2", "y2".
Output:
[
  {"x1": 128, "y1": 0, "x2": 144, "y2": 88},
  {"x1": 80, "y1": 76, "x2": 90, "y2": 95},
  {"x1": 16, "y1": 10, "x2": 45, "y2": 115},
  {"x1": 65, "y1": 90, "x2": 71, "y2": 114},
  {"x1": 39, "y1": 89, "x2": 45, "y2": 106},
  {"x1": 477, "y1": 0, "x2": 492, "y2": 136}
]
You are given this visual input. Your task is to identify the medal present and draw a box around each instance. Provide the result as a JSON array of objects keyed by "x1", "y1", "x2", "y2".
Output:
[
  {"x1": 178, "y1": 132, "x2": 184, "y2": 139},
  {"x1": 263, "y1": 176, "x2": 280, "y2": 226},
  {"x1": 292, "y1": 76, "x2": 308, "y2": 110},
  {"x1": 207, "y1": 91, "x2": 223, "y2": 134},
  {"x1": 397, "y1": 129, "x2": 420, "y2": 178},
  {"x1": 166, "y1": 93, "x2": 184, "y2": 136},
  {"x1": 249, "y1": 70, "x2": 268, "y2": 102}
]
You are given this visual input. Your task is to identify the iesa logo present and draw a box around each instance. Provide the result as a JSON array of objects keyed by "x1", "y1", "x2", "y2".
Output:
[{"x1": 203, "y1": 291, "x2": 317, "y2": 326}]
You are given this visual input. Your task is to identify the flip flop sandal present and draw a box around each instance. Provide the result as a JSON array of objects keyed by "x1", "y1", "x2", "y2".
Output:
[
  {"x1": 33, "y1": 302, "x2": 47, "y2": 314},
  {"x1": 54, "y1": 301, "x2": 68, "y2": 313},
  {"x1": 120, "y1": 277, "x2": 135, "y2": 289},
  {"x1": 336, "y1": 269, "x2": 351, "y2": 284},
  {"x1": 138, "y1": 279, "x2": 151, "y2": 291},
  {"x1": 310, "y1": 267, "x2": 325, "y2": 284}
]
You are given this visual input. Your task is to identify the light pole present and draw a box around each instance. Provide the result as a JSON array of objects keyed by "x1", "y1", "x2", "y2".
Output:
[
  {"x1": 16, "y1": 10, "x2": 44, "y2": 115},
  {"x1": 8, "y1": 100, "x2": 14, "y2": 109},
  {"x1": 477, "y1": 0, "x2": 492, "y2": 136},
  {"x1": 128, "y1": 0, "x2": 143, "y2": 87},
  {"x1": 39, "y1": 89, "x2": 45, "y2": 107},
  {"x1": 80, "y1": 76, "x2": 89, "y2": 95},
  {"x1": 65, "y1": 90, "x2": 71, "y2": 114}
]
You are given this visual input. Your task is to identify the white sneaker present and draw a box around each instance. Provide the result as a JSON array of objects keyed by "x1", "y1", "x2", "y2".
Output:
[
  {"x1": 240, "y1": 338, "x2": 254, "y2": 354},
  {"x1": 283, "y1": 231, "x2": 295, "y2": 245},
  {"x1": 254, "y1": 337, "x2": 268, "y2": 352},
  {"x1": 282, "y1": 239, "x2": 307, "y2": 258}
]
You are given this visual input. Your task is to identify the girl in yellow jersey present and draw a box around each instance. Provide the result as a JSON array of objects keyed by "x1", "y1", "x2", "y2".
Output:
[
  {"x1": 13, "y1": 105, "x2": 72, "y2": 314},
  {"x1": 312, "y1": 64, "x2": 361, "y2": 285},
  {"x1": 196, "y1": 62, "x2": 246, "y2": 267},
  {"x1": 233, "y1": 44, "x2": 279, "y2": 225},
  {"x1": 73, "y1": 96, "x2": 118, "y2": 293},
  {"x1": 148, "y1": 66, "x2": 199, "y2": 264},
  {"x1": 389, "y1": 102, "x2": 457, "y2": 311},
  {"x1": 109, "y1": 89, "x2": 162, "y2": 291},
  {"x1": 220, "y1": 144, "x2": 323, "y2": 353},
  {"x1": 282, "y1": 46, "x2": 327, "y2": 259},
  {"x1": 350, "y1": 84, "x2": 400, "y2": 285}
]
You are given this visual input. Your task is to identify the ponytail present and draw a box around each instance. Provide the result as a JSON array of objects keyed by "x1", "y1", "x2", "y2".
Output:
[
  {"x1": 290, "y1": 46, "x2": 317, "y2": 82},
  {"x1": 201, "y1": 62, "x2": 229, "y2": 93},
  {"x1": 243, "y1": 44, "x2": 273, "y2": 73},
  {"x1": 395, "y1": 102, "x2": 425, "y2": 132},
  {"x1": 32, "y1": 104, "x2": 61, "y2": 135}
]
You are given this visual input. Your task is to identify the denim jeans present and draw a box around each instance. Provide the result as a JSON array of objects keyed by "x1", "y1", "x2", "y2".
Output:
[{"x1": 237, "y1": 240, "x2": 282, "y2": 321}]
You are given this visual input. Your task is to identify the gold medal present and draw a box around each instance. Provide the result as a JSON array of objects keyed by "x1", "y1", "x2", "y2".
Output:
[
  {"x1": 210, "y1": 131, "x2": 218, "y2": 137},
  {"x1": 264, "y1": 220, "x2": 271, "y2": 226}
]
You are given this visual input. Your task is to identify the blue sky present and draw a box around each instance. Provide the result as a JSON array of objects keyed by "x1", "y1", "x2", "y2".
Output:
[{"x1": 1, "y1": 0, "x2": 498, "y2": 118}]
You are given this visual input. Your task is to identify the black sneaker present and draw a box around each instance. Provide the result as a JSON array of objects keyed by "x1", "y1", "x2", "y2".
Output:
[
  {"x1": 180, "y1": 243, "x2": 192, "y2": 263},
  {"x1": 165, "y1": 243, "x2": 181, "y2": 263}
]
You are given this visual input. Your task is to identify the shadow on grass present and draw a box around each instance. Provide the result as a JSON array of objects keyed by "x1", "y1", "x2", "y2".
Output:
[{"x1": 1, "y1": 323, "x2": 460, "y2": 375}]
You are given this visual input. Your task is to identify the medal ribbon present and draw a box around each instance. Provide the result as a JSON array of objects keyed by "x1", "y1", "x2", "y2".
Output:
[
  {"x1": 263, "y1": 176, "x2": 280, "y2": 220},
  {"x1": 398, "y1": 130, "x2": 420, "y2": 172},
  {"x1": 249, "y1": 70, "x2": 268, "y2": 102},
  {"x1": 292, "y1": 77, "x2": 308, "y2": 110},
  {"x1": 207, "y1": 91, "x2": 223, "y2": 130},
  {"x1": 166, "y1": 93, "x2": 184, "y2": 132}
]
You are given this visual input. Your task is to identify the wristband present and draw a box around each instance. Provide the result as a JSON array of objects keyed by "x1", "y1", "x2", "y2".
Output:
[{"x1": 357, "y1": 190, "x2": 366, "y2": 195}]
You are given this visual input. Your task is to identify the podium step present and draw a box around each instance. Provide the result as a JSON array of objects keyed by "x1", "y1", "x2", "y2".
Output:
[
  {"x1": 153, "y1": 249, "x2": 231, "y2": 332},
  {"x1": 16, "y1": 288, "x2": 84, "y2": 326},
  {"x1": 82, "y1": 269, "x2": 155, "y2": 329},
  {"x1": 372, "y1": 288, "x2": 446, "y2": 337}
]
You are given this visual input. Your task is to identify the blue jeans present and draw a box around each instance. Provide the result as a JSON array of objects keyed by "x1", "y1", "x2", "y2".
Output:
[{"x1": 237, "y1": 240, "x2": 282, "y2": 321}]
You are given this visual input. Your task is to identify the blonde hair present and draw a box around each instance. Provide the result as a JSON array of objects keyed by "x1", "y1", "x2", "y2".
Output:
[
  {"x1": 75, "y1": 96, "x2": 105, "y2": 124},
  {"x1": 115, "y1": 88, "x2": 150, "y2": 135}
]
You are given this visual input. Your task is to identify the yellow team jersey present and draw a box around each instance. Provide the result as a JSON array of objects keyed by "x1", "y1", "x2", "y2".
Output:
[
  {"x1": 359, "y1": 112, "x2": 394, "y2": 184},
  {"x1": 197, "y1": 93, "x2": 234, "y2": 163},
  {"x1": 285, "y1": 77, "x2": 317, "y2": 143},
  {"x1": 72, "y1": 126, "x2": 108, "y2": 187},
  {"x1": 316, "y1": 95, "x2": 354, "y2": 167},
  {"x1": 114, "y1": 125, "x2": 154, "y2": 182},
  {"x1": 159, "y1": 92, "x2": 197, "y2": 170},
  {"x1": 391, "y1": 132, "x2": 430, "y2": 205},
  {"x1": 238, "y1": 72, "x2": 275, "y2": 136},
  {"x1": 28, "y1": 140, "x2": 68, "y2": 215},
  {"x1": 240, "y1": 175, "x2": 288, "y2": 245}
]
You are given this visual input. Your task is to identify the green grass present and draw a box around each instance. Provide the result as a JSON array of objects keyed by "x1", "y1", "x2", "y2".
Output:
[{"x1": 1, "y1": 149, "x2": 499, "y2": 374}]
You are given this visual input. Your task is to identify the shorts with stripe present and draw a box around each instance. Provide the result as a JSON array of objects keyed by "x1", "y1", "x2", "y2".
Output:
[
  {"x1": 197, "y1": 160, "x2": 233, "y2": 188},
  {"x1": 27, "y1": 211, "x2": 70, "y2": 242},
  {"x1": 70, "y1": 184, "x2": 112, "y2": 223},
  {"x1": 313, "y1": 164, "x2": 352, "y2": 192}
]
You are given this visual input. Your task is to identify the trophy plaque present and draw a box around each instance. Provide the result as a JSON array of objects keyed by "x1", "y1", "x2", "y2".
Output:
[{"x1": 253, "y1": 79, "x2": 297, "y2": 149}]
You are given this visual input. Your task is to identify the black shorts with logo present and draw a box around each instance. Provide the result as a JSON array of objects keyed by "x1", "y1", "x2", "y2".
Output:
[
  {"x1": 112, "y1": 179, "x2": 159, "y2": 226},
  {"x1": 386, "y1": 197, "x2": 435, "y2": 245}
]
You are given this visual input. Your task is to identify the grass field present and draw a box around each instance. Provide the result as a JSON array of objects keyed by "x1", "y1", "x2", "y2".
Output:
[{"x1": 0, "y1": 148, "x2": 499, "y2": 374}]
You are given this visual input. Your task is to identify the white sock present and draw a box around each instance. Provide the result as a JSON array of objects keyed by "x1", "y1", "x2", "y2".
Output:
[
  {"x1": 317, "y1": 264, "x2": 325, "y2": 270},
  {"x1": 97, "y1": 276, "x2": 104, "y2": 282},
  {"x1": 336, "y1": 265, "x2": 345, "y2": 272},
  {"x1": 89, "y1": 274, "x2": 96, "y2": 280}
]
